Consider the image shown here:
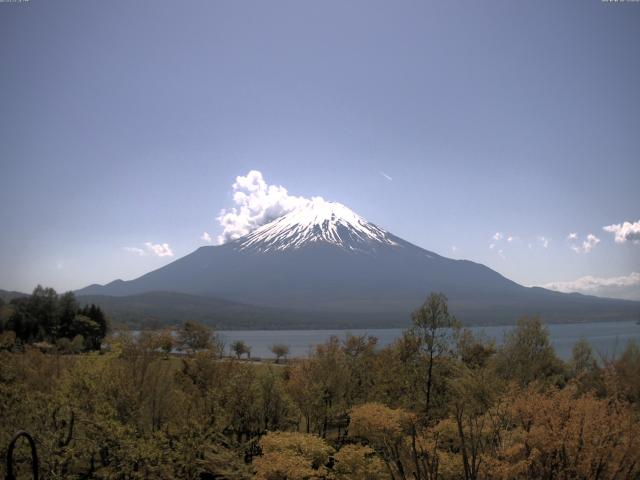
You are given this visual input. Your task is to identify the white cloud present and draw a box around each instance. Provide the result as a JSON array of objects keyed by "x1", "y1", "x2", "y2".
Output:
[
  {"x1": 583, "y1": 234, "x2": 601, "y2": 253},
  {"x1": 451, "y1": 245, "x2": 457, "y2": 253},
  {"x1": 569, "y1": 233, "x2": 600, "y2": 254},
  {"x1": 538, "y1": 236, "x2": 550, "y2": 248},
  {"x1": 144, "y1": 242, "x2": 174, "y2": 257},
  {"x1": 507, "y1": 235, "x2": 516, "y2": 243},
  {"x1": 123, "y1": 247, "x2": 146, "y2": 256},
  {"x1": 217, "y1": 170, "x2": 309, "y2": 244},
  {"x1": 493, "y1": 232, "x2": 503, "y2": 241},
  {"x1": 489, "y1": 243, "x2": 495, "y2": 250},
  {"x1": 379, "y1": 171, "x2": 393, "y2": 181},
  {"x1": 497, "y1": 249, "x2": 506, "y2": 260},
  {"x1": 201, "y1": 232, "x2": 213, "y2": 243},
  {"x1": 543, "y1": 272, "x2": 640, "y2": 301},
  {"x1": 603, "y1": 220, "x2": 640, "y2": 244},
  {"x1": 567, "y1": 233, "x2": 600, "y2": 253}
]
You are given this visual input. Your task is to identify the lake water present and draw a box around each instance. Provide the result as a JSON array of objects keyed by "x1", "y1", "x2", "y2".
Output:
[{"x1": 218, "y1": 320, "x2": 640, "y2": 360}]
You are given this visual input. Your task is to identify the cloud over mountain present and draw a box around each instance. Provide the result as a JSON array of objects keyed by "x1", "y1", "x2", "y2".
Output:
[
  {"x1": 144, "y1": 242, "x2": 174, "y2": 257},
  {"x1": 543, "y1": 272, "x2": 640, "y2": 300},
  {"x1": 216, "y1": 170, "x2": 310, "y2": 244}
]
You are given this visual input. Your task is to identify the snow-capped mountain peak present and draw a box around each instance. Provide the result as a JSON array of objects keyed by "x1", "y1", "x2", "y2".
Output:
[{"x1": 233, "y1": 197, "x2": 399, "y2": 252}]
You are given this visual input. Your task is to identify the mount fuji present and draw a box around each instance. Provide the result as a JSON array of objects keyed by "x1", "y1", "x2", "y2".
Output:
[{"x1": 77, "y1": 199, "x2": 639, "y2": 328}]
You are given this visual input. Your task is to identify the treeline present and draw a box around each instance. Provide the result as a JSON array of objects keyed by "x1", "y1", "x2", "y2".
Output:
[
  {"x1": 0, "y1": 285, "x2": 108, "y2": 352},
  {"x1": 1, "y1": 293, "x2": 639, "y2": 479}
]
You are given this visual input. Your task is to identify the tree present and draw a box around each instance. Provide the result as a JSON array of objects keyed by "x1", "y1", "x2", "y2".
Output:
[
  {"x1": 494, "y1": 316, "x2": 565, "y2": 386},
  {"x1": 411, "y1": 292, "x2": 459, "y2": 417},
  {"x1": 332, "y1": 444, "x2": 387, "y2": 480},
  {"x1": 70, "y1": 334, "x2": 85, "y2": 353},
  {"x1": 27, "y1": 285, "x2": 58, "y2": 338},
  {"x1": 176, "y1": 320, "x2": 213, "y2": 352},
  {"x1": 286, "y1": 358, "x2": 325, "y2": 434},
  {"x1": 70, "y1": 314, "x2": 101, "y2": 350},
  {"x1": 156, "y1": 328, "x2": 174, "y2": 356},
  {"x1": 456, "y1": 329, "x2": 496, "y2": 369},
  {"x1": 231, "y1": 340, "x2": 251, "y2": 359},
  {"x1": 485, "y1": 386, "x2": 640, "y2": 479},
  {"x1": 253, "y1": 431, "x2": 334, "y2": 480},
  {"x1": 7, "y1": 300, "x2": 38, "y2": 343},
  {"x1": 448, "y1": 365, "x2": 500, "y2": 480},
  {"x1": 342, "y1": 334, "x2": 378, "y2": 405},
  {"x1": 567, "y1": 338, "x2": 603, "y2": 395},
  {"x1": 57, "y1": 291, "x2": 78, "y2": 339},
  {"x1": 609, "y1": 339, "x2": 640, "y2": 405},
  {"x1": 270, "y1": 344, "x2": 290, "y2": 363},
  {"x1": 1, "y1": 289, "x2": 107, "y2": 350},
  {"x1": 569, "y1": 338, "x2": 598, "y2": 375},
  {"x1": 0, "y1": 297, "x2": 8, "y2": 334},
  {"x1": 0, "y1": 330, "x2": 16, "y2": 350},
  {"x1": 348, "y1": 402, "x2": 416, "y2": 479},
  {"x1": 79, "y1": 303, "x2": 108, "y2": 349},
  {"x1": 56, "y1": 337, "x2": 72, "y2": 354},
  {"x1": 257, "y1": 366, "x2": 295, "y2": 432}
]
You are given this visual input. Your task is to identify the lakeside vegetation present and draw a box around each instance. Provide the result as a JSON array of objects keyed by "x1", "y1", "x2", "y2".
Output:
[
  {"x1": 1, "y1": 291, "x2": 640, "y2": 479},
  {"x1": 0, "y1": 286, "x2": 108, "y2": 353}
]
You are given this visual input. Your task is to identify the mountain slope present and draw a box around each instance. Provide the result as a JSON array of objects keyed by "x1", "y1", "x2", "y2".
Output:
[{"x1": 76, "y1": 200, "x2": 640, "y2": 326}]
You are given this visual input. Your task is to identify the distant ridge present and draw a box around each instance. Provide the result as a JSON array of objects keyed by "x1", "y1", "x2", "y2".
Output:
[
  {"x1": 75, "y1": 291, "x2": 404, "y2": 330},
  {"x1": 0, "y1": 289, "x2": 28, "y2": 302},
  {"x1": 76, "y1": 199, "x2": 640, "y2": 328}
]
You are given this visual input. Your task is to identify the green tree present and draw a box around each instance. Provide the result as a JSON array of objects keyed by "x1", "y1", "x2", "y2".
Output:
[
  {"x1": 71, "y1": 314, "x2": 101, "y2": 348},
  {"x1": 456, "y1": 329, "x2": 496, "y2": 369},
  {"x1": 342, "y1": 334, "x2": 378, "y2": 406},
  {"x1": 7, "y1": 299, "x2": 38, "y2": 343},
  {"x1": 56, "y1": 337, "x2": 72, "y2": 354},
  {"x1": 56, "y1": 291, "x2": 78, "y2": 339},
  {"x1": 177, "y1": 320, "x2": 213, "y2": 352},
  {"x1": 70, "y1": 334, "x2": 85, "y2": 353},
  {"x1": 231, "y1": 339, "x2": 251, "y2": 359},
  {"x1": 411, "y1": 292, "x2": 460, "y2": 417},
  {"x1": 569, "y1": 338, "x2": 603, "y2": 395},
  {"x1": 79, "y1": 303, "x2": 108, "y2": 349},
  {"x1": 494, "y1": 316, "x2": 565, "y2": 386}
]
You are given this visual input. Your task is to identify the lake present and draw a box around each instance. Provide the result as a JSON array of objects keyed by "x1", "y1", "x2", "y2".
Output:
[{"x1": 218, "y1": 320, "x2": 640, "y2": 360}]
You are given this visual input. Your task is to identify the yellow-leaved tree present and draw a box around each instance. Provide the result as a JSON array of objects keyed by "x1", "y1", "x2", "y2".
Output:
[{"x1": 253, "y1": 431, "x2": 334, "y2": 480}]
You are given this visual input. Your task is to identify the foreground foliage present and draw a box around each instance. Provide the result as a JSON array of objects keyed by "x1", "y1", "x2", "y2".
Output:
[{"x1": 1, "y1": 294, "x2": 639, "y2": 479}]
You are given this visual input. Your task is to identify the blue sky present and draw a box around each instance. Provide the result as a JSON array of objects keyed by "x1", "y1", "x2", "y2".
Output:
[{"x1": 1, "y1": 0, "x2": 639, "y2": 298}]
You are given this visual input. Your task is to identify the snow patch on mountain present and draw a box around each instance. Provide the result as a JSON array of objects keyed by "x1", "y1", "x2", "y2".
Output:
[{"x1": 233, "y1": 197, "x2": 399, "y2": 253}]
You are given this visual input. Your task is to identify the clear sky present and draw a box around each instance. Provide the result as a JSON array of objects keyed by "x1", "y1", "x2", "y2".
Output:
[{"x1": 1, "y1": 0, "x2": 639, "y2": 299}]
